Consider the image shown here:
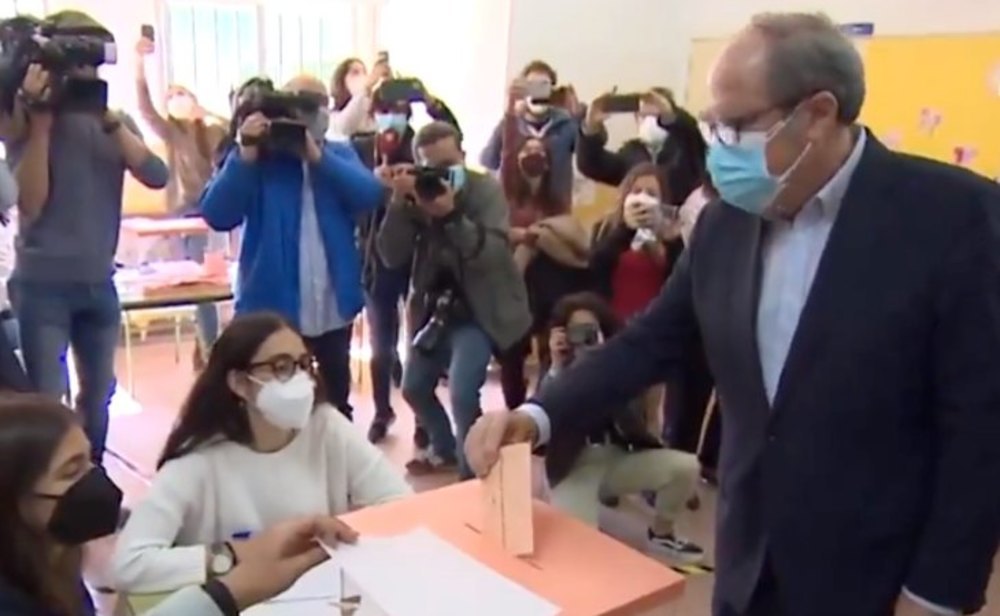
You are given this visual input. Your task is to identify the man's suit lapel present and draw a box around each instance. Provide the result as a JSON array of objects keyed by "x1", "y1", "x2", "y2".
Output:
[
  {"x1": 771, "y1": 136, "x2": 895, "y2": 413},
  {"x1": 731, "y1": 213, "x2": 772, "y2": 413}
]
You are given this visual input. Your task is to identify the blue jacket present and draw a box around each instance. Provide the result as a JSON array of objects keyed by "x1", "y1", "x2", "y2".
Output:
[{"x1": 200, "y1": 144, "x2": 384, "y2": 326}]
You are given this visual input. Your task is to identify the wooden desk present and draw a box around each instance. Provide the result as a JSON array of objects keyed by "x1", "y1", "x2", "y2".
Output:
[{"x1": 340, "y1": 481, "x2": 685, "y2": 616}]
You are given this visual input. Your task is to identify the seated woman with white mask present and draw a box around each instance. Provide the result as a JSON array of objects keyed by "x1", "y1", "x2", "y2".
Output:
[{"x1": 113, "y1": 312, "x2": 411, "y2": 594}]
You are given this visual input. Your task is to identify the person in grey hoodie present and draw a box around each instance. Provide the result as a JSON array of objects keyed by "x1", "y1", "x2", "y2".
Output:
[
  {"x1": 480, "y1": 60, "x2": 580, "y2": 204},
  {"x1": 378, "y1": 121, "x2": 531, "y2": 479},
  {"x1": 1, "y1": 55, "x2": 168, "y2": 464}
]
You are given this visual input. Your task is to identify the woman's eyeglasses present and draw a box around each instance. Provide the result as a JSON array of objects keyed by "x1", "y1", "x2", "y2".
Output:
[{"x1": 247, "y1": 353, "x2": 317, "y2": 382}]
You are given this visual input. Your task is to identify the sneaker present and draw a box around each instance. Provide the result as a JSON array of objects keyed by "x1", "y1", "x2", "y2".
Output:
[
  {"x1": 367, "y1": 412, "x2": 396, "y2": 444},
  {"x1": 647, "y1": 529, "x2": 704, "y2": 563},
  {"x1": 405, "y1": 454, "x2": 457, "y2": 476}
]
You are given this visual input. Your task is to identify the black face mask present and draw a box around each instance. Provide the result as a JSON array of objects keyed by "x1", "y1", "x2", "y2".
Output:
[{"x1": 37, "y1": 467, "x2": 123, "y2": 545}]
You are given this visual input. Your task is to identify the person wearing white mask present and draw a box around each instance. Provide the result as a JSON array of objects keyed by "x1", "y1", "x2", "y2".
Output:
[
  {"x1": 480, "y1": 60, "x2": 580, "y2": 204},
  {"x1": 113, "y1": 312, "x2": 411, "y2": 594},
  {"x1": 327, "y1": 57, "x2": 391, "y2": 140},
  {"x1": 135, "y1": 35, "x2": 227, "y2": 368},
  {"x1": 578, "y1": 87, "x2": 708, "y2": 205}
]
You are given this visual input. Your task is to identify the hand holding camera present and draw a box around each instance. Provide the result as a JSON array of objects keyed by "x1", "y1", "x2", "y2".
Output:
[
  {"x1": 507, "y1": 78, "x2": 529, "y2": 113},
  {"x1": 417, "y1": 181, "x2": 455, "y2": 218},
  {"x1": 549, "y1": 326, "x2": 571, "y2": 368},
  {"x1": 641, "y1": 89, "x2": 675, "y2": 122},
  {"x1": 238, "y1": 112, "x2": 268, "y2": 162},
  {"x1": 20, "y1": 63, "x2": 52, "y2": 113},
  {"x1": 388, "y1": 163, "x2": 416, "y2": 201}
]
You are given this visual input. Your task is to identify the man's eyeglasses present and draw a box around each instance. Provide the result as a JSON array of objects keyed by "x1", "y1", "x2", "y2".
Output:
[
  {"x1": 247, "y1": 353, "x2": 317, "y2": 382},
  {"x1": 706, "y1": 105, "x2": 781, "y2": 146}
]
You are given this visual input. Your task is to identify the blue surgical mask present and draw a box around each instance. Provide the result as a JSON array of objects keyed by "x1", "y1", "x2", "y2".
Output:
[
  {"x1": 448, "y1": 164, "x2": 467, "y2": 192},
  {"x1": 374, "y1": 112, "x2": 408, "y2": 135},
  {"x1": 705, "y1": 117, "x2": 809, "y2": 216}
]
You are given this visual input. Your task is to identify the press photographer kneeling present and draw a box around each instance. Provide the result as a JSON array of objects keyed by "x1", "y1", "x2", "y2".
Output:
[
  {"x1": 539, "y1": 292, "x2": 704, "y2": 562},
  {"x1": 0, "y1": 11, "x2": 168, "y2": 465},
  {"x1": 378, "y1": 121, "x2": 531, "y2": 479}
]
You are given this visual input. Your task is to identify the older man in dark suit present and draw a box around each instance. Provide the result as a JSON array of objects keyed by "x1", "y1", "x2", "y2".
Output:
[{"x1": 465, "y1": 12, "x2": 1000, "y2": 616}]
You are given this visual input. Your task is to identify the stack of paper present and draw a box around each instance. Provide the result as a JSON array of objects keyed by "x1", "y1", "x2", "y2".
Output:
[{"x1": 324, "y1": 527, "x2": 559, "y2": 616}]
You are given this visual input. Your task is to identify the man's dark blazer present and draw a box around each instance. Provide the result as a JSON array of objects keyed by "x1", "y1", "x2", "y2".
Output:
[{"x1": 536, "y1": 132, "x2": 1000, "y2": 616}]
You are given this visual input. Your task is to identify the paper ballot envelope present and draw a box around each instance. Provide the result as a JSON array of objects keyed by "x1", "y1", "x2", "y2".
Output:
[
  {"x1": 336, "y1": 567, "x2": 390, "y2": 616},
  {"x1": 482, "y1": 442, "x2": 534, "y2": 556}
]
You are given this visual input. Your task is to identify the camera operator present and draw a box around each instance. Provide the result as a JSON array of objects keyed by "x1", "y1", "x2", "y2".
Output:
[
  {"x1": 354, "y1": 77, "x2": 460, "y2": 446},
  {"x1": 200, "y1": 75, "x2": 384, "y2": 421},
  {"x1": 377, "y1": 121, "x2": 531, "y2": 478},
  {"x1": 0, "y1": 11, "x2": 168, "y2": 464}
]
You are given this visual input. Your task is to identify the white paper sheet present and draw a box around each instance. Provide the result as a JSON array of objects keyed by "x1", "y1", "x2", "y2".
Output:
[
  {"x1": 323, "y1": 527, "x2": 559, "y2": 616},
  {"x1": 265, "y1": 559, "x2": 340, "y2": 602}
]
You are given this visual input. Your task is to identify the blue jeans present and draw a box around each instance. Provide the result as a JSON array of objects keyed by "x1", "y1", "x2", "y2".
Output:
[
  {"x1": 182, "y1": 234, "x2": 220, "y2": 353},
  {"x1": 365, "y1": 264, "x2": 410, "y2": 418},
  {"x1": 401, "y1": 323, "x2": 492, "y2": 479},
  {"x1": 9, "y1": 278, "x2": 121, "y2": 464}
]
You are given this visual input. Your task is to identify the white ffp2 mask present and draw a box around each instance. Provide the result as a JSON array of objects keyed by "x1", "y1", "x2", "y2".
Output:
[{"x1": 252, "y1": 371, "x2": 316, "y2": 430}]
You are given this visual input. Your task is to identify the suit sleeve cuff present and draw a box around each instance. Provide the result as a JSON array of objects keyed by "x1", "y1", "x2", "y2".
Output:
[
  {"x1": 517, "y1": 402, "x2": 551, "y2": 446},
  {"x1": 903, "y1": 587, "x2": 961, "y2": 615}
]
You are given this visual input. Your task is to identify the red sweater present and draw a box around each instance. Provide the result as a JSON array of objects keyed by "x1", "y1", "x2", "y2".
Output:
[{"x1": 610, "y1": 248, "x2": 668, "y2": 321}]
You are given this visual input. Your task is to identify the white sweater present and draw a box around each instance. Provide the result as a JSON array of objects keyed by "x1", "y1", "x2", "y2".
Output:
[{"x1": 113, "y1": 405, "x2": 412, "y2": 594}]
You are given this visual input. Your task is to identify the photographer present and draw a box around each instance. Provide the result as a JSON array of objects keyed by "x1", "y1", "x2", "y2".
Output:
[
  {"x1": 577, "y1": 88, "x2": 707, "y2": 204},
  {"x1": 377, "y1": 121, "x2": 531, "y2": 479},
  {"x1": 480, "y1": 60, "x2": 579, "y2": 204},
  {"x1": 538, "y1": 292, "x2": 703, "y2": 562},
  {"x1": 353, "y1": 76, "x2": 460, "y2": 446},
  {"x1": 199, "y1": 75, "x2": 384, "y2": 421},
  {"x1": 0, "y1": 10, "x2": 168, "y2": 464}
]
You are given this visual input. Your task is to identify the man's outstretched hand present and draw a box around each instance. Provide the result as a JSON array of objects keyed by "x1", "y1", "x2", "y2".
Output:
[{"x1": 464, "y1": 410, "x2": 539, "y2": 477}]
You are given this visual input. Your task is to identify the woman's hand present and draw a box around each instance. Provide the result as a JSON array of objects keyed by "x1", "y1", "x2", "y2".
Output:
[
  {"x1": 366, "y1": 60, "x2": 390, "y2": 94},
  {"x1": 20, "y1": 63, "x2": 52, "y2": 111},
  {"x1": 641, "y1": 89, "x2": 676, "y2": 123},
  {"x1": 507, "y1": 78, "x2": 529, "y2": 114},
  {"x1": 549, "y1": 326, "x2": 570, "y2": 368},
  {"x1": 583, "y1": 92, "x2": 611, "y2": 135}
]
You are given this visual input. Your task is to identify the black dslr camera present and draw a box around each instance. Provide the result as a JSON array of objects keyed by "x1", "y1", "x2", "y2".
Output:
[
  {"x1": 0, "y1": 12, "x2": 117, "y2": 113},
  {"x1": 412, "y1": 166, "x2": 453, "y2": 202},
  {"x1": 236, "y1": 85, "x2": 323, "y2": 155},
  {"x1": 412, "y1": 289, "x2": 456, "y2": 355}
]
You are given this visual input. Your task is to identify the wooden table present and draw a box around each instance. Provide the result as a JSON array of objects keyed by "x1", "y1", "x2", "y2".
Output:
[{"x1": 340, "y1": 480, "x2": 685, "y2": 616}]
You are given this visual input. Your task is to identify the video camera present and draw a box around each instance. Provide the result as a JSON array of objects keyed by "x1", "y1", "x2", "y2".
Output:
[
  {"x1": 236, "y1": 85, "x2": 324, "y2": 155},
  {"x1": 0, "y1": 12, "x2": 117, "y2": 113}
]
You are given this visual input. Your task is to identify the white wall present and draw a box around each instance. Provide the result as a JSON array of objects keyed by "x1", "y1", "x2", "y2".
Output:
[{"x1": 505, "y1": 0, "x2": 1000, "y2": 142}]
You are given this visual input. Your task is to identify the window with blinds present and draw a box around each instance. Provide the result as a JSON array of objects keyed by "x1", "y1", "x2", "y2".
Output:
[
  {"x1": 262, "y1": 3, "x2": 356, "y2": 87},
  {"x1": 164, "y1": 1, "x2": 260, "y2": 114}
]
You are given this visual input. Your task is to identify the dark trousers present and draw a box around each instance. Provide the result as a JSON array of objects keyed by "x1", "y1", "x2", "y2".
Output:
[
  {"x1": 715, "y1": 558, "x2": 784, "y2": 616},
  {"x1": 497, "y1": 333, "x2": 548, "y2": 409},
  {"x1": 304, "y1": 326, "x2": 353, "y2": 420},
  {"x1": 364, "y1": 264, "x2": 409, "y2": 419}
]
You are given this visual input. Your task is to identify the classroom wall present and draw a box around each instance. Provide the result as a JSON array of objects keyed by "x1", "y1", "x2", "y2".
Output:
[{"x1": 506, "y1": 0, "x2": 1000, "y2": 136}]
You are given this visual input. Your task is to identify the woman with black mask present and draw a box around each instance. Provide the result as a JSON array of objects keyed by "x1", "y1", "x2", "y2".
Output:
[
  {"x1": 0, "y1": 395, "x2": 121, "y2": 616},
  {"x1": 0, "y1": 395, "x2": 364, "y2": 615},
  {"x1": 496, "y1": 78, "x2": 590, "y2": 409}
]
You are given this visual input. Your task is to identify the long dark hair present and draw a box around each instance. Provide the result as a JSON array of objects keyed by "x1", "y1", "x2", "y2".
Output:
[
  {"x1": 158, "y1": 312, "x2": 324, "y2": 468},
  {"x1": 0, "y1": 395, "x2": 85, "y2": 616},
  {"x1": 330, "y1": 57, "x2": 363, "y2": 112}
]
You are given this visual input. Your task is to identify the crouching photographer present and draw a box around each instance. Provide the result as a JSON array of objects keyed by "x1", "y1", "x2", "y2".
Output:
[
  {"x1": 0, "y1": 11, "x2": 168, "y2": 464},
  {"x1": 200, "y1": 75, "x2": 384, "y2": 421},
  {"x1": 538, "y1": 292, "x2": 704, "y2": 562},
  {"x1": 377, "y1": 121, "x2": 531, "y2": 479}
]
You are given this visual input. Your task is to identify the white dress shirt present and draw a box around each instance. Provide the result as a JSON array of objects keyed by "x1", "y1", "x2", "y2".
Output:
[
  {"x1": 521, "y1": 130, "x2": 957, "y2": 614},
  {"x1": 298, "y1": 162, "x2": 349, "y2": 338}
]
